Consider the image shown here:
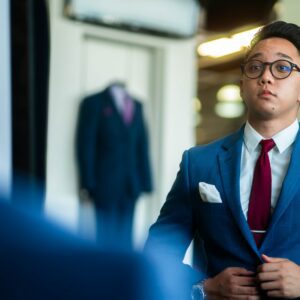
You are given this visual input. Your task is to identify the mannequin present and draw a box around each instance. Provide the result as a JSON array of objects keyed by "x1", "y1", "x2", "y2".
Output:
[{"x1": 76, "y1": 82, "x2": 153, "y2": 248}]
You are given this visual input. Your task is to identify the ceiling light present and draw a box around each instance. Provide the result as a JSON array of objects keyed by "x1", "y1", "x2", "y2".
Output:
[
  {"x1": 194, "y1": 97, "x2": 202, "y2": 112},
  {"x1": 231, "y1": 27, "x2": 262, "y2": 45},
  {"x1": 197, "y1": 26, "x2": 262, "y2": 58},
  {"x1": 215, "y1": 102, "x2": 245, "y2": 118},
  {"x1": 217, "y1": 85, "x2": 242, "y2": 102}
]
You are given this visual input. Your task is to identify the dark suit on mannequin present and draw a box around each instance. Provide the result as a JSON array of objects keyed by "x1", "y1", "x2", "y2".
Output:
[{"x1": 76, "y1": 83, "x2": 153, "y2": 248}]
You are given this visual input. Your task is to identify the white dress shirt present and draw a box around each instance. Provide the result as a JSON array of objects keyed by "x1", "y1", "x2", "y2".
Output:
[
  {"x1": 240, "y1": 120, "x2": 299, "y2": 219},
  {"x1": 110, "y1": 85, "x2": 127, "y2": 114}
]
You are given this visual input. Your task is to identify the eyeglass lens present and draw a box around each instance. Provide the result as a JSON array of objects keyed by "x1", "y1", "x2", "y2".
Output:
[{"x1": 244, "y1": 60, "x2": 293, "y2": 79}]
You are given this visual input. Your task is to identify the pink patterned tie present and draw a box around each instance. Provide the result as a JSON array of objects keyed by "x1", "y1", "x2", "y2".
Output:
[{"x1": 247, "y1": 139, "x2": 275, "y2": 247}]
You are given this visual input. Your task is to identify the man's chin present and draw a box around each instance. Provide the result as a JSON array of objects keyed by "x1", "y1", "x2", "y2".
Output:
[{"x1": 248, "y1": 109, "x2": 278, "y2": 122}]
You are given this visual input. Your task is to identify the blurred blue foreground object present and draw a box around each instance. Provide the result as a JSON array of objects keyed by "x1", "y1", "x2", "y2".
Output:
[{"x1": 0, "y1": 199, "x2": 165, "y2": 300}]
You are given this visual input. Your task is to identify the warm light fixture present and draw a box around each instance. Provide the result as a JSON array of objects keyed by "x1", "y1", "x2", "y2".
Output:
[
  {"x1": 215, "y1": 102, "x2": 245, "y2": 118},
  {"x1": 194, "y1": 97, "x2": 202, "y2": 126},
  {"x1": 215, "y1": 84, "x2": 245, "y2": 118},
  {"x1": 194, "y1": 97, "x2": 202, "y2": 112},
  {"x1": 216, "y1": 85, "x2": 242, "y2": 102},
  {"x1": 197, "y1": 26, "x2": 262, "y2": 58}
]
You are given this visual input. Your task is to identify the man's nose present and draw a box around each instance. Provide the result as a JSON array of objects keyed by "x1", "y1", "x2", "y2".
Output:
[{"x1": 259, "y1": 65, "x2": 273, "y2": 84}]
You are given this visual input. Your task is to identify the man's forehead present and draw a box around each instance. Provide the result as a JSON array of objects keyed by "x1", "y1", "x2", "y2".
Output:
[
  {"x1": 247, "y1": 51, "x2": 294, "y2": 62},
  {"x1": 248, "y1": 38, "x2": 300, "y2": 60}
]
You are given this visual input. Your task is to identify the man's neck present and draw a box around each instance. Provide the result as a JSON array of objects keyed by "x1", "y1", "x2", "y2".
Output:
[{"x1": 247, "y1": 118, "x2": 298, "y2": 139}]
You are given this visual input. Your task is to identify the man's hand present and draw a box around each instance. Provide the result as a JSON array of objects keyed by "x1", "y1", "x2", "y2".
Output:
[
  {"x1": 256, "y1": 254, "x2": 300, "y2": 298},
  {"x1": 204, "y1": 267, "x2": 260, "y2": 299}
]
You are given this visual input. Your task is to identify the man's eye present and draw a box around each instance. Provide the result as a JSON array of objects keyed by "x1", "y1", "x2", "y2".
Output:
[
  {"x1": 248, "y1": 64, "x2": 262, "y2": 72},
  {"x1": 276, "y1": 64, "x2": 291, "y2": 73}
]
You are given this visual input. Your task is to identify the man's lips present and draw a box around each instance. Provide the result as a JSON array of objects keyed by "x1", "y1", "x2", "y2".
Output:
[{"x1": 259, "y1": 90, "x2": 275, "y2": 97}]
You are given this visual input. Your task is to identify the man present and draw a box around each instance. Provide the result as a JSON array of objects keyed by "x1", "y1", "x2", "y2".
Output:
[{"x1": 144, "y1": 21, "x2": 300, "y2": 299}]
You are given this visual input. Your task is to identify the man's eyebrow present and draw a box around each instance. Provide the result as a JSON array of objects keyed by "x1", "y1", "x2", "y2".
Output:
[
  {"x1": 247, "y1": 51, "x2": 293, "y2": 61},
  {"x1": 276, "y1": 52, "x2": 294, "y2": 60},
  {"x1": 247, "y1": 52, "x2": 262, "y2": 61}
]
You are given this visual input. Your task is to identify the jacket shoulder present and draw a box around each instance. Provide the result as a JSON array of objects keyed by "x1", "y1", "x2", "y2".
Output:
[
  {"x1": 80, "y1": 90, "x2": 112, "y2": 111},
  {"x1": 189, "y1": 132, "x2": 237, "y2": 155}
]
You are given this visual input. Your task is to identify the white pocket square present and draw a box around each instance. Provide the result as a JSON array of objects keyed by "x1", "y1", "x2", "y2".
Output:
[{"x1": 198, "y1": 182, "x2": 222, "y2": 203}]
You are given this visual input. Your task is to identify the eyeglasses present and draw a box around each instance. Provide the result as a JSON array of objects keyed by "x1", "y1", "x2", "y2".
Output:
[{"x1": 241, "y1": 59, "x2": 300, "y2": 79}]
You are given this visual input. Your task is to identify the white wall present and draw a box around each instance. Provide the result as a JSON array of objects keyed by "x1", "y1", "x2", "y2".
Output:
[
  {"x1": 46, "y1": 0, "x2": 198, "y2": 249},
  {"x1": 278, "y1": 0, "x2": 300, "y2": 119},
  {"x1": 0, "y1": 0, "x2": 12, "y2": 199},
  {"x1": 279, "y1": 0, "x2": 300, "y2": 24}
]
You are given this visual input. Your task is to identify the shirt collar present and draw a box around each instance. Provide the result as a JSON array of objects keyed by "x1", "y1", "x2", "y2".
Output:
[{"x1": 244, "y1": 120, "x2": 299, "y2": 154}]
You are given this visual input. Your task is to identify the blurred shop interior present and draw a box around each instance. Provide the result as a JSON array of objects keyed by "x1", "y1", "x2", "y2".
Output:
[{"x1": 1, "y1": 0, "x2": 299, "y2": 251}]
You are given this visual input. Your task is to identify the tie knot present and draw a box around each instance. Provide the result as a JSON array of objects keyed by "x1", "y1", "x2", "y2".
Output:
[{"x1": 260, "y1": 139, "x2": 275, "y2": 153}]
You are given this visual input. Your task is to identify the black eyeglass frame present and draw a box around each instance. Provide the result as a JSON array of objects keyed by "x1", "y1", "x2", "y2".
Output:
[{"x1": 240, "y1": 59, "x2": 300, "y2": 79}]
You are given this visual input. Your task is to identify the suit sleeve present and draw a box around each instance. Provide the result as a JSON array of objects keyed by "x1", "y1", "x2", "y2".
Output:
[
  {"x1": 75, "y1": 97, "x2": 99, "y2": 195},
  {"x1": 143, "y1": 150, "x2": 205, "y2": 285}
]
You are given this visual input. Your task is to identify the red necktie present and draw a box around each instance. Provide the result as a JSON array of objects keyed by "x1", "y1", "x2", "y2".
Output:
[{"x1": 247, "y1": 139, "x2": 275, "y2": 247}]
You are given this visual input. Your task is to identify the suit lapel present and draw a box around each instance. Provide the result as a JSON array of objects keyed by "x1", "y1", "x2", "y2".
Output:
[
  {"x1": 107, "y1": 92, "x2": 124, "y2": 124},
  {"x1": 218, "y1": 127, "x2": 259, "y2": 254},
  {"x1": 265, "y1": 129, "x2": 300, "y2": 237},
  {"x1": 217, "y1": 126, "x2": 300, "y2": 255},
  {"x1": 102, "y1": 88, "x2": 128, "y2": 131}
]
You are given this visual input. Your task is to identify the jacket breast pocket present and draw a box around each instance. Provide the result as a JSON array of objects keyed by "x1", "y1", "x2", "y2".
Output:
[
  {"x1": 196, "y1": 202, "x2": 236, "y2": 242},
  {"x1": 198, "y1": 202, "x2": 228, "y2": 219}
]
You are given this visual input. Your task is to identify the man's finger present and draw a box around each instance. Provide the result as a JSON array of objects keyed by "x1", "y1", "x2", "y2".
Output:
[
  {"x1": 261, "y1": 254, "x2": 287, "y2": 263},
  {"x1": 257, "y1": 270, "x2": 279, "y2": 282},
  {"x1": 229, "y1": 267, "x2": 256, "y2": 276},
  {"x1": 235, "y1": 285, "x2": 260, "y2": 296}
]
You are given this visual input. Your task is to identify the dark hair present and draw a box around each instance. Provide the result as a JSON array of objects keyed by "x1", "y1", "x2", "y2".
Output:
[{"x1": 245, "y1": 20, "x2": 300, "y2": 60}]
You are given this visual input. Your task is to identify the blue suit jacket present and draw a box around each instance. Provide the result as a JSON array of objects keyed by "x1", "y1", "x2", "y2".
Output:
[
  {"x1": 76, "y1": 86, "x2": 153, "y2": 207},
  {"x1": 145, "y1": 125, "x2": 300, "y2": 286}
]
